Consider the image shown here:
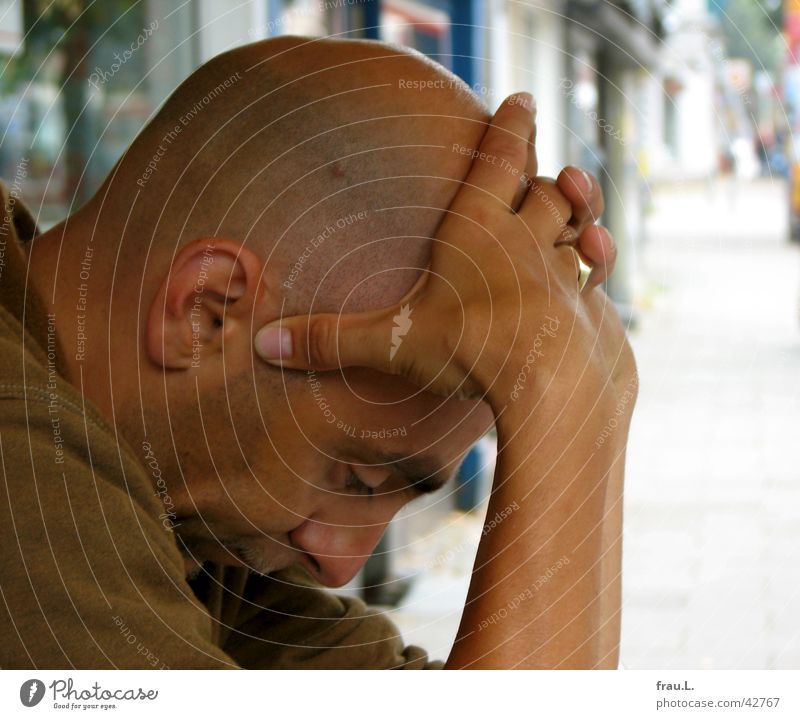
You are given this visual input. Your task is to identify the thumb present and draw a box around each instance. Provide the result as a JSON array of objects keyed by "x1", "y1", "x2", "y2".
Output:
[{"x1": 253, "y1": 305, "x2": 399, "y2": 372}]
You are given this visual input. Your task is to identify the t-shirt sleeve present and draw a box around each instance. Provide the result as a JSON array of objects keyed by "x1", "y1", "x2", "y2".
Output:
[
  {"x1": 222, "y1": 566, "x2": 444, "y2": 669},
  {"x1": 0, "y1": 392, "x2": 238, "y2": 669}
]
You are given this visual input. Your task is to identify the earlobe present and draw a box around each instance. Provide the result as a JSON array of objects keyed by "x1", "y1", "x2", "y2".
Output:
[{"x1": 146, "y1": 237, "x2": 263, "y2": 370}]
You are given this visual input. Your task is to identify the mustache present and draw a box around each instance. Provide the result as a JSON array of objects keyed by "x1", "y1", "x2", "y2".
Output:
[
  {"x1": 228, "y1": 540, "x2": 292, "y2": 576},
  {"x1": 173, "y1": 528, "x2": 299, "y2": 577}
]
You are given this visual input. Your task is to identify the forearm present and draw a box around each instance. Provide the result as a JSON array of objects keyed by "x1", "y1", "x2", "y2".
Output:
[
  {"x1": 445, "y1": 393, "x2": 622, "y2": 669},
  {"x1": 596, "y1": 449, "x2": 625, "y2": 668}
]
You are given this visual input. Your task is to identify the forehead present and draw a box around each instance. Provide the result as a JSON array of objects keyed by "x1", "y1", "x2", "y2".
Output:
[{"x1": 296, "y1": 366, "x2": 491, "y2": 463}]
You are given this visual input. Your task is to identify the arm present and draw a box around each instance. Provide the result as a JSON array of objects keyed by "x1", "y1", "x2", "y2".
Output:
[
  {"x1": 447, "y1": 350, "x2": 634, "y2": 668},
  {"x1": 253, "y1": 93, "x2": 636, "y2": 668}
]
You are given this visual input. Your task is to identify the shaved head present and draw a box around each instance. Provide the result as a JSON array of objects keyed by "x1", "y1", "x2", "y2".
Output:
[
  {"x1": 91, "y1": 36, "x2": 490, "y2": 315},
  {"x1": 28, "y1": 36, "x2": 499, "y2": 581}
]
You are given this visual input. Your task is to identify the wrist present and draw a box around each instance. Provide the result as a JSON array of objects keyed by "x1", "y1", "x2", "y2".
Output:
[
  {"x1": 492, "y1": 367, "x2": 624, "y2": 459},
  {"x1": 480, "y1": 313, "x2": 567, "y2": 415}
]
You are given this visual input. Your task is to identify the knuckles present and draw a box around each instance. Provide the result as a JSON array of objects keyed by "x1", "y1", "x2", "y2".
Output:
[
  {"x1": 480, "y1": 133, "x2": 529, "y2": 173},
  {"x1": 306, "y1": 314, "x2": 335, "y2": 369}
]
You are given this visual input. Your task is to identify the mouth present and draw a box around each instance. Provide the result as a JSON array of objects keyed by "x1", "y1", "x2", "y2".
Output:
[{"x1": 294, "y1": 551, "x2": 321, "y2": 577}]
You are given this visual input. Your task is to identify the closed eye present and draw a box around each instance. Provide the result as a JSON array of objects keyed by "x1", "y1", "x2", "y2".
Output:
[{"x1": 344, "y1": 468, "x2": 374, "y2": 497}]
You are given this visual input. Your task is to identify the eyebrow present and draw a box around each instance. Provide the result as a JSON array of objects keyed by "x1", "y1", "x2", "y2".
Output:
[{"x1": 377, "y1": 452, "x2": 452, "y2": 495}]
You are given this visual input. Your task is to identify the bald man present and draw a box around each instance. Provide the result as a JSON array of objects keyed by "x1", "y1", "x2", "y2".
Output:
[{"x1": 0, "y1": 36, "x2": 635, "y2": 669}]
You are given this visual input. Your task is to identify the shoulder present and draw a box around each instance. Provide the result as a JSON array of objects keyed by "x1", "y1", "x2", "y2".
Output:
[{"x1": 0, "y1": 360, "x2": 234, "y2": 668}]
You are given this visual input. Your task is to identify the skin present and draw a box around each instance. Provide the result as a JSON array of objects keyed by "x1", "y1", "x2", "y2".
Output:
[
  {"x1": 23, "y1": 36, "x2": 627, "y2": 667},
  {"x1": 256, "y1": 93, "x2": 637, "y2": 667}
]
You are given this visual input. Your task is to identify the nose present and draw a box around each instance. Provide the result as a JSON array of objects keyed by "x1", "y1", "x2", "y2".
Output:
[{"x1": 289, "y1": 518, "x2": 388, "y2": 587}]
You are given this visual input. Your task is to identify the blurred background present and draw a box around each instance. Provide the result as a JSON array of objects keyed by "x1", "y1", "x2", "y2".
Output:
[{"x1": 1, "y1": 0, "x2": 798, "y2": 668}]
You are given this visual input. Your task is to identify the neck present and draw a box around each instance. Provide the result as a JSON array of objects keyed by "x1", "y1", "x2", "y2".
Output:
[
  {"x1": 27, "y1": 213, "x2": 198, "y2": 556},
  {"x1": 26, "y1": 216, "x2": 116, "y2": 421}
]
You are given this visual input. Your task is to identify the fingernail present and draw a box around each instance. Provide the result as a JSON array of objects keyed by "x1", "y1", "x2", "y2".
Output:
[
  {"x1": 579, "y1": 169, "x2": 593, "y2": 193},
  {"x1": 255, "y1": 326, "x2": 292, "y2": 360}
]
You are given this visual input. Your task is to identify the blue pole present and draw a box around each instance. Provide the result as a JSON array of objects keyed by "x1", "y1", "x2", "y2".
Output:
[
  {"x1": 361, "y1": 0, "x2": 381, "y2": 39},
  {"x1": 267, "y1": 0, "x2": 283, "y2": 36},
  {"x1": 450, "y1": 0, "x2": 483, "y2": 88}
]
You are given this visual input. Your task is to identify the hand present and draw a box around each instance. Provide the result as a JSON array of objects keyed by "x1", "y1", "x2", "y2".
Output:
[
  {"x1": 553, "y1": 165, "x2": 615, "y2": 290},
  {"x1": 250, "y1": 92, "x2": 636, "y2": 669},
  {"x1": 254, "y1": 93, "x2": 622, "y2": 411}
]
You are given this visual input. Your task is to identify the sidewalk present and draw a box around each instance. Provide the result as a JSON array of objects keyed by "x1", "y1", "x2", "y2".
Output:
[
  {"x1": 386, "y1": 177, "x2": 800, "y2": 668},
  {"x1": 622, "y1": 177, "x2": 800, "y2": 668}
]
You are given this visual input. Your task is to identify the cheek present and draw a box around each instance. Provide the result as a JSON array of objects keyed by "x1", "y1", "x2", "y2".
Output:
[
  {"x1": 227, "y1": 466, "x2": 325, "y2": 533},
  {"x1": 253, "y1": 448, "x2": 327, "y2": 521}
]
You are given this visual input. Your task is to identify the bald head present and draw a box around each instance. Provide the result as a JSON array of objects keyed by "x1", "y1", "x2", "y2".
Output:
[
  {"x1": 97, "y1": 36, "x2": 490, "y2": 314},
  {"x1": 29, "y1": 38, "x2": 500, "y2": 565}
]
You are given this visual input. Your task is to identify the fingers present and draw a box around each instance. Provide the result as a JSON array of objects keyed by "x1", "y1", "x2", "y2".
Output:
[
  {"x1": 520, "y1": 174, "x2": 615, "y2": 292},
  {"x1": 552, "y1": 165, "x2": 615, "y2": 290},
  {"x1": 556, "y1": 166, "x2": 604, "y2": 235},
  {"x1": 524, "y1": 120, "x2": 538, "y2": 183},
  {"x1": 511, "y1": 123, "x2": 538, "y2": 212},
  {"x1": 518, "y1": 176, "x2": 573, "y2": 241},
  {"x1": 254, "y1": 306, "x2": 396, "y2": 372},
  {"x1": 578, "y1": 224, "x2": 616, "y2": 291},
  {"x1": 454, "y1": 93, "x2": 536, "y2": 214}
]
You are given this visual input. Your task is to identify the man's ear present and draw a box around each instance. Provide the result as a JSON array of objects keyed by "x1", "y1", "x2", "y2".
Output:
[{"x1": 147, "y1": 237, "x2": 266, "y2": 369}]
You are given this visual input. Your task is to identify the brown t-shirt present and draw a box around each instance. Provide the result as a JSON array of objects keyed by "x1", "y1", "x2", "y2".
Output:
[{"x1": 0, "y1": 180, "x2": 440, "y2": 669}]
